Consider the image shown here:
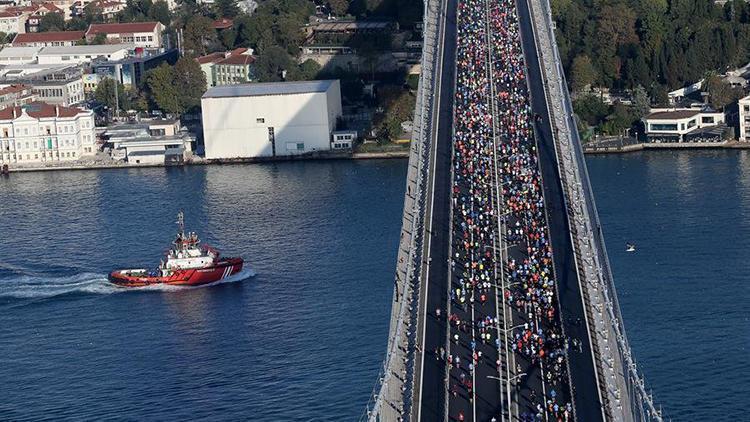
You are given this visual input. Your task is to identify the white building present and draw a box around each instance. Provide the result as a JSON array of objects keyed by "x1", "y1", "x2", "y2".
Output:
[
  {"x1": 85, "y1": 22, "x2": 165, "y2": 49},
  {"x1": 667, "y1": 80, "x2": 703, "y2": 106},
  {"x1": 0, "y1": 66, "x2": 85, "y2": 106},
  {"x1": 36, "y1": 44, "x2": 132, "y2": 65},
  {"x1": 196, "y1": 47, "x2": 255, "y2": 87},
  {"x1": 737, "y1": 95, "x2": 750, "y2": 142},
  {"x1": 0, "y1": 46, "x2": 42, "y2": 65},
  {"x1": 0, "y1": 11, "x2": 27, "y2": 34},
  {"x1": 331, "y1": 130, "x2": 356, "y2": 150},
  {"x1": 0, "y1": 102, "x2": 96, "y2": 165},
  {"x1": 103, "y1": 119, "x2": 192, "y2": 164},
  {"x1": 201, "y1": 80, "x2": 343, "y2": 160},
  {"x1": 642, "y1": 108, "x2": 726, "y2": 143}
]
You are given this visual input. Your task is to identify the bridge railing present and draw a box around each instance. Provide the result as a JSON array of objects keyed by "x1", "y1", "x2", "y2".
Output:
[
  {"x1": 526, "y1": 0, "x2": 665, "y2": 420},
  {"x1": 362, "y1": 0, "x2": 444, "y2": 420}
]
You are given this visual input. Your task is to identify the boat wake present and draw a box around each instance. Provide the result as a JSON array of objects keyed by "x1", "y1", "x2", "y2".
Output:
[{"x1": 0, "y1": 268, "x2": 256, "y2": 300}]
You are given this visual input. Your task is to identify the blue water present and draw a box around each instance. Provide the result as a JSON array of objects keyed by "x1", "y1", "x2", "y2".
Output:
[
  {"x1": 0, "y1": 161, "x2": 406, "y2": 420},
  {"x1": 0, "y1": 153, "x2": 748, "y2": 420},
  {"x1": 586, "y1": 150, "x2": 750, "y2": 421}
]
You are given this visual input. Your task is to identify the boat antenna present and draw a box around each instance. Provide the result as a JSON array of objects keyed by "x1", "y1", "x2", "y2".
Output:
[{"x1": 176, "y1": 211, "x2": 185, "y2": 238}]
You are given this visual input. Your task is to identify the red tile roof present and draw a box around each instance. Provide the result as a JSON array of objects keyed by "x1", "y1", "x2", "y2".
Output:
[
  {"x1": 216, "y1": 54, "x2": 255, "y2": 65},
  {"x1": 0, "y1": 84, "x2": 31, "y2": 95},
  {"x1": 86, "y1": 21, "x2": 160, "y2": 36},
  {"x1": 646, "y1": 110, "x2": 701, "y2": 120},
  {"x1": 12, "y1": 31, "x2": 85, "y2": 45},
  {"x1": 0, "y1": 102, "x2": 86, "y2": 120},
  {"x1": 197, "y1": 48, "x2": 252, "y2": 64},
  {"x1": 213, "y1": 18, "x2": 233, "y2": 30},
  {"x1": 196, "y1": 52, "x2": 225, "y2": 64}
]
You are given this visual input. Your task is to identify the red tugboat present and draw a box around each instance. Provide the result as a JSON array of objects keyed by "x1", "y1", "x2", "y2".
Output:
[{"x1": 109, "y1": 212, "x2": 244, "y2": 287}]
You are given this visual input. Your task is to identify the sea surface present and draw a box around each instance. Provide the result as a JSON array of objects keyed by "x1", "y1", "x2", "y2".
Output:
[
  {"x1": 586, "y1": 150, "x2": 750, "y2": 421},
  {"x1": 0, "y1": 152, "x2": 748, "y2": 420}
]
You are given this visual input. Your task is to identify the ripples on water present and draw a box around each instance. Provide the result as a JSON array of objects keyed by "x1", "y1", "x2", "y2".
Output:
[
  {"x1": 0, "y1": 161, "x2": 406, "y2": 420},
  {"x1": 1, "y1": 152, "x2": 748, "y2": 420},
  {"x1": 587, "y1": 150, "x2": 750, "y2": 421}
]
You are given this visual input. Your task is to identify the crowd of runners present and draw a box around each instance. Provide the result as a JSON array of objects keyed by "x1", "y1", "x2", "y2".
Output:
[{"x1": 442, "y1": 0, "x2": 575, "y2": 420}]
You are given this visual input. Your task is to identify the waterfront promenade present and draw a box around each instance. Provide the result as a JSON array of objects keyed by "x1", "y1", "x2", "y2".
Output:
[{"x1": 1, "y1": 151, "x2": 409, "y2": 173}]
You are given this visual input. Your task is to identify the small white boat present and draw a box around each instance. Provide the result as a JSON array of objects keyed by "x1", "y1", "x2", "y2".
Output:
[{"x1": 626, "y1": 243, "x2": 636, "y2": 252}]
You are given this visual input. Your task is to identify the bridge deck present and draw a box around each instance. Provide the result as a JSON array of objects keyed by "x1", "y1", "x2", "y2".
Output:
[{"x1": 367, "y1": 0, "x2": 663, "y2": 420}]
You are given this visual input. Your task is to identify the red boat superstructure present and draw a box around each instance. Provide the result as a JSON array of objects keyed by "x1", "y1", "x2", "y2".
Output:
[{"x1": 109, "y1": 212, "x2": 244, "y2": 287}]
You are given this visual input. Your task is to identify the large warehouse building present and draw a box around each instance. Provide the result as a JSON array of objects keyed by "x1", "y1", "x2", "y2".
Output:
[{"x1": 201, "y1": 80, "x2": 343, "y2": 159}]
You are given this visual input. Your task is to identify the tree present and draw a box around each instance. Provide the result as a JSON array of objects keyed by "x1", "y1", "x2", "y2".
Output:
[
  {"x1": 119, "y1": 0, "x2": 152, "y2": 22},
  {"x1": 254, "y1": 45, "x2": 294, "y2": 82},
  {"x1": 570, "y1": 54, "x2": 596, "y2": 93},
  {"x1": 214, "y1": 0, "x2": 239, "y2": 18},
  {"x1": 601, "y1": 103, "x2": 635, "y2": 136},
  {"x1": 636, "y1": 0, "x2": 668, "y2": 56},
  {"x1": 373, "y1": 85, "x2": 416, "y2": 143},
  {"x1": 83, "y1": 5, "x2": 105, "y2": 24},
  {"x1": 39, "y1": 13, "x2": 65, "y2": 32},
  {"x1": 329, "y1": 0, "x2": 349, "y2": 16},
  {"x1": 173, "y1": 56, "x2": 206, "y2": 111},
  {"x1": 396, "y1": 0, "x2": 422, "y2": 27},
  {"x1": 703, "y1": 73, "x2": 741, "y2": 110},
  {"x1": 147, "y1": 64, "x2": 181, "y2": 114},
  {"x1": 148, "y1": 0, "x2": 171, "y2": 26},
  {"x1": 146, "y1": 59, "x2": 206, "y2": 115},
  {"x1": 574, "y1": 94, "x2": 609, "y2": 127},
  {"x1": 594, "y1": 4, "x2": 638, "y2": 84},
  {"x1": 649, "y1": 84, "x2": 670, "y2": 107},
  {"x1": 95, "y1": 78, "x2": 128, "y2": 114},
  {"x1": 631, "y1": 85, "x2": 651, "y2": 119},
  {"x1": 65, "y1": 17, "x2": 90, "y2": 31},
  {"x1": 133, "y1": 93, "x2": 149, "y2": 113},
  {"x1": 220, "y1": 29, "x2": 237, "y2": 50},
  {"x1": 234, "y1": 12, "x2": 274, "y2": 51},
  {"x1": 273, "y1": 15, "x2": 306, "y2": 55},
  {"x1": 183, "y1": 16, "x2": 217, "y2": 56},
  {"x1": 90, "y1": 33, "x2": 107, "y2": 45},
  {"x1": 287, "y1": 59, "x2": 322, "y2": 81},
  {"x1": 232, "y1": 0, "x2": 313, "y2": 53}
]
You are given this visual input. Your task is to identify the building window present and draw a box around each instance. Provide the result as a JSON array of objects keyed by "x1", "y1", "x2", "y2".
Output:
[{"x1": 650, "y1": 123, "x2": 678, "y2": 131}]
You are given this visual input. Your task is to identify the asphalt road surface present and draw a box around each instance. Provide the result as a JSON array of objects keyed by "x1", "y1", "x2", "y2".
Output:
[{"x1": 516, "y1": 0, "x2": 606, "y2": 419}]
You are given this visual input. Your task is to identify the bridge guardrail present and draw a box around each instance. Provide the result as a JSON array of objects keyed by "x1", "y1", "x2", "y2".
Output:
[{"x1": 362, "y1": 0, "x2": 443, "y2": 420}]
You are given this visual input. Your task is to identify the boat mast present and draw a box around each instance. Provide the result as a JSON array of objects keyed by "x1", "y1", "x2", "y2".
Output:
[{"x1": 176, "y1": 211, "x2": 185, "y2": 240}]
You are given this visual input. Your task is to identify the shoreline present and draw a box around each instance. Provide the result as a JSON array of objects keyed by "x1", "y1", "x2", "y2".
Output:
[
  {"x1": 583, "y1": 140, "x2": 750, "y2": 154},
  {"x1": 6, "y1": 142, "x2": 749, "y2": 172},
  {"x1": 1, "y1": 150, "x2": 410, "y2": 174}
]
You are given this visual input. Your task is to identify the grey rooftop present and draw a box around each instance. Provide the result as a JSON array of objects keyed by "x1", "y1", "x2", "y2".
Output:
[{"x1": 202, "y1": 80, "x2": 336, "y2": 99}]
